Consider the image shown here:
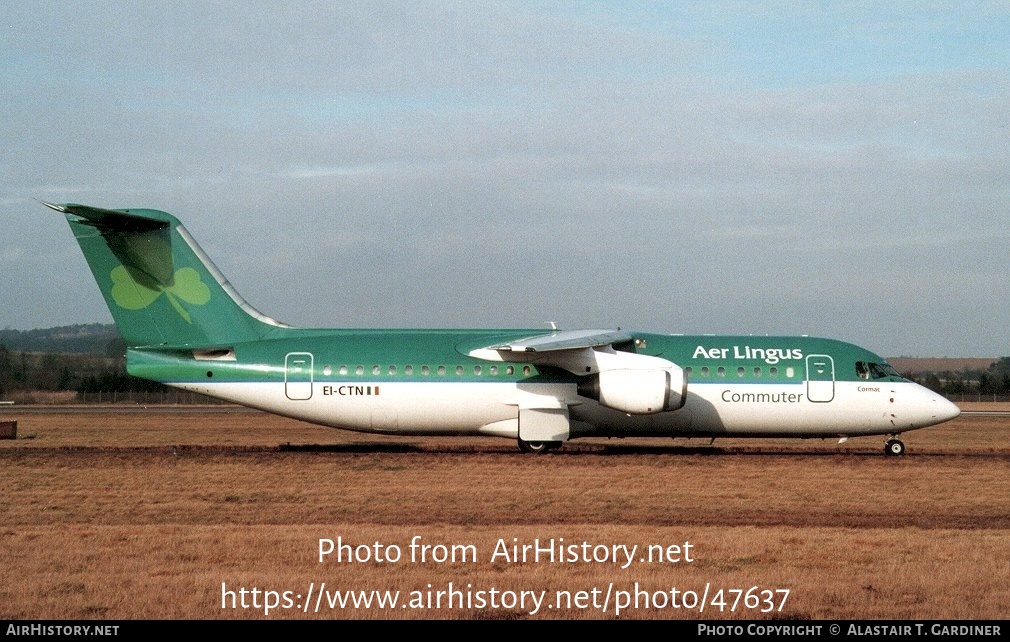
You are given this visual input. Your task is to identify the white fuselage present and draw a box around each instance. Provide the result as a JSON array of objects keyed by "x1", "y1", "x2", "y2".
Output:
[{"x1": 172, "y1": 377, "x2": 958, "y2": 440}]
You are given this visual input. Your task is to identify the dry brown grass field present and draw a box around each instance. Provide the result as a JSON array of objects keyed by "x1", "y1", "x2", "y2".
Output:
[{"x1": 0, "y1": 403, "x2": 1007, "y2": 621}]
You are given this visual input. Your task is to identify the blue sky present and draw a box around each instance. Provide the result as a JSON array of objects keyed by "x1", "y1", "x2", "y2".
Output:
[{"x1": 3, "y1": 2, "x2": 1008, "y2": 357}]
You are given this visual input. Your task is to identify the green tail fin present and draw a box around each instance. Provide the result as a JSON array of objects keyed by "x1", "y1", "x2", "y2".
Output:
[{"x1": 46, "y1": 202, "x2": 287, "y2": 348}]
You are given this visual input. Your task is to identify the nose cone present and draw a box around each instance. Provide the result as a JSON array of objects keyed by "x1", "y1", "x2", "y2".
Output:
[
  {"x1": 909, "y1": 385, "x2": 960, "y2": 427},
  {"x1": 932, "y1": 395, "x2": 961, "y2": 424}
]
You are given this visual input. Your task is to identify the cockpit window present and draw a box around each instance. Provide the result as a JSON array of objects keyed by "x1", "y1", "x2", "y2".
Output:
[{"x1": 855, "y1": 361, "x2": 901, "y2": 380}]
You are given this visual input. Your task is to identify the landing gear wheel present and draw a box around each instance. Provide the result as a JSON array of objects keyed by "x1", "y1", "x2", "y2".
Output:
[
  {"x1": 517, "y1": 439, "x2": 560, "y2": 454},
  {"x1": 884, "y1": 438, "x2": 905, "y2": 456}
]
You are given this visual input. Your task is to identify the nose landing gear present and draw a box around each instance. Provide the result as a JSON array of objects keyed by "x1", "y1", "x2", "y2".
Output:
[{"x1": 884, "y1": 437, "x2": 905, "y2": 456}]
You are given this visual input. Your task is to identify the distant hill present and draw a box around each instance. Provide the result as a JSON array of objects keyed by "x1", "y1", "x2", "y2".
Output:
[
  {"x1": 0, "y1": 323, "x2": 123, "y2": 356},
  {"x1": 0, "y1": 323, "x2": 1001, "y2": 373},
  {"x1": 888, "y1": 357, "x2": 998, "y2": 375}
]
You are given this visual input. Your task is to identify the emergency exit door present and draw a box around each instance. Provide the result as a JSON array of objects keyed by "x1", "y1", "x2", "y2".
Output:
[
  {"x1": 285, "y1": 352, "x2": 313, "y2": 400},
  {"x1": 805, "y1": 354, "x2": 835, "y2": 402}
]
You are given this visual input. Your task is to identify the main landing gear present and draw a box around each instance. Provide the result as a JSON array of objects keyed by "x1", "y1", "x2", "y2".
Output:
[
  {"x1": 884, "y1": 436, "x2": 905, "y2": 456},
  {"x1": 517, "y1": 439, "x2": 562, "y2": 454}
]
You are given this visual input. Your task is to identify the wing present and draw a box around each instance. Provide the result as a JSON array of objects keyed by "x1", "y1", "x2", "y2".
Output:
[
  {"x1": 484, "y1": 329, "x2": 634, "y2": 353},
  {"x1": 469, "y1": 328, "x2": 687, "y2": 413},
  {"x1": 468, "y1": 329, "x2": 636, "y2": 375}
]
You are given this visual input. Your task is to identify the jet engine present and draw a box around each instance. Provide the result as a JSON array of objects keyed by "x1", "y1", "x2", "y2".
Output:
[{"x1": 577, "y1": 354, "x2": 687, "y2": 414}]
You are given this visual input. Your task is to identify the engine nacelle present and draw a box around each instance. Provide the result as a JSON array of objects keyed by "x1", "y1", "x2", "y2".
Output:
[{"x1": 578, "y1": 365, "x2": 687, "y2": 414}]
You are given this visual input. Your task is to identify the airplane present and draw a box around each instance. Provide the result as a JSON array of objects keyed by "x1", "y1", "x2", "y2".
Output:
[{"x1": 42, "y1": 201, "x2": 960, "y2": 455}]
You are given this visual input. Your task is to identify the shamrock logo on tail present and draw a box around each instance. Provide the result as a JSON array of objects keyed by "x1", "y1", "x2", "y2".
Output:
[{"x1": 110, "y1": 265, "x2": 211, "y2": 323}]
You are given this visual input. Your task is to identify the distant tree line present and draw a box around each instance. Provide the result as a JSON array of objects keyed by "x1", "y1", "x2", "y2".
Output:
[
  {"x1": 0, "y1": 323, "x2": 168, "y2": 400},
  {"x1": 904, "y1": 357, "x2": 1010, "y2": 397},
  {"x1": 2, "y1": 326, "x2": 1009, "y2": 401},
  {"x1": 0, "y1": 323, "x2": 121, "y2": 355},
  {"x1": 0, "y1": 344, "x2": 167, "y2": 400}
]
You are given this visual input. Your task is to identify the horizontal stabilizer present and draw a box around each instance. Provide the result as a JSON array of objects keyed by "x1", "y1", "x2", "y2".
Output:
[{"x1": 41, "y1": 202, "x2": 171, "y2": 231}]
